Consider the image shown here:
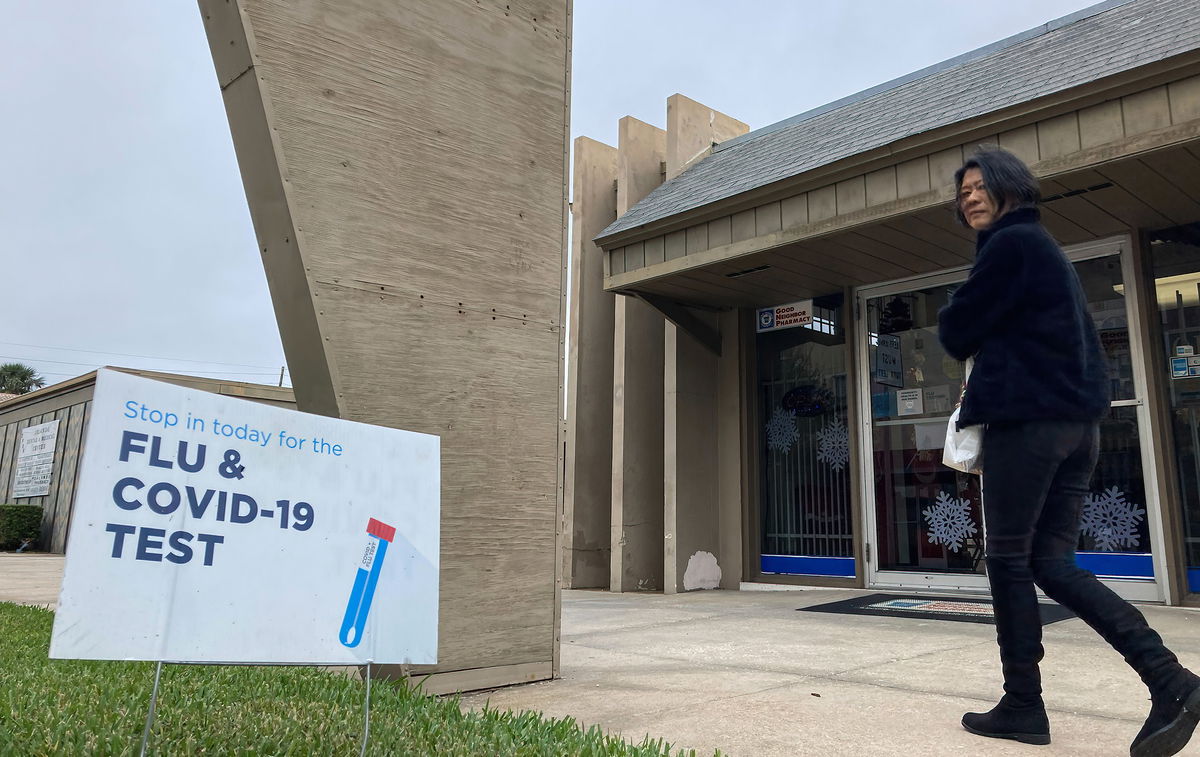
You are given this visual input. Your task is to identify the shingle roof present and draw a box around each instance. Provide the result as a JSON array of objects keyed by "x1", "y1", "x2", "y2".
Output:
[{"x1": 597, "y1": 0, "x2": 1200, "y2": 242}]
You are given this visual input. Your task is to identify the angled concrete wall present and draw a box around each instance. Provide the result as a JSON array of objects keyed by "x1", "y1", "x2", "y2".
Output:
[
  {"x1": 611, "y1": 117, "x2": 666, "y2": 592},
  {"x1": 565, "y1": 136, "x2": 617, "y2": 589},
  {"x1": 200, "y1": 0, "x2": 570, "y2": 692}
]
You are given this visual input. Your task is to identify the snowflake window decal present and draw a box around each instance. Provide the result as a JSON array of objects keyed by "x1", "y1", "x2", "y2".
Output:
[
  {"x1": 765, "y1": 407, "x2": 799, "y2": 452},
  {"x1": 816, "y1": 417, "x2": 850, "y2": 471},
  {"x1": 923, "y1": 491, "x2": 978, "y2": 552},
  {"x1": 1081, "y1": 486, "x2": 1145, "y2": 552}
]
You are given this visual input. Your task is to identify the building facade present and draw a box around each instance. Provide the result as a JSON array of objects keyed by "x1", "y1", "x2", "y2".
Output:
[{"x1": 566, "y1": 0, "x2": 1200, "y2": 606}]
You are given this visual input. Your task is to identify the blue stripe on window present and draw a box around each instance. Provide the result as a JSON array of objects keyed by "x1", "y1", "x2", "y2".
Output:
[
  {"x1": 1075, "y1": 552, "x2": 1154, "y2": 579},
  {"x1": 760, "y1": 554, "x2": 1158, "y2": 581},
  {"x1": 761, "y1": 555, "x2": 855, "y2": 578},
  {"x1": 1188, "y1": 568, "x2": 1200, "y2": 594}
]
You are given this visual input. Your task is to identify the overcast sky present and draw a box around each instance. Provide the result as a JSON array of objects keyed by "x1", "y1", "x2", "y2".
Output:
[{"x1": 2, "y1": 0, "x2": 1099, "y2": 390}]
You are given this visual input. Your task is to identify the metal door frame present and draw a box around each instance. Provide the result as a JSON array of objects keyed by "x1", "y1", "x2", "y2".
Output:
[{"x1": 853, "y1": 235, "x2": 1170, "y2": 602}]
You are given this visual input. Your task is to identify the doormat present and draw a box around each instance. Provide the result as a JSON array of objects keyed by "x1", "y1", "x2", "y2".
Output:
[{"x1": 799, "y1": 593, "x2": 1075, "y2": 626}]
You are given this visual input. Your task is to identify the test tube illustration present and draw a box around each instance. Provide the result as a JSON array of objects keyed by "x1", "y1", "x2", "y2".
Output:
[{"x1": 340, "y1": 517, "x2": 396, "y2": 648}]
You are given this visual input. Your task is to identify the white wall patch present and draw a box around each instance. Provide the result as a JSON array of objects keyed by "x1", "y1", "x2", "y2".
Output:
[{"x1": 683, "y1": 551, "x2": 721, "y2": 591}]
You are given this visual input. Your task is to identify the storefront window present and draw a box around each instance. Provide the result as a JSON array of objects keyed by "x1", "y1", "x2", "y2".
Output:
[
  {"x1": 1084, "y1": 406, "x2": 1151, "y2": 554},
  {"x1": 759, "y1": 294, "x2": 852, "y2": 574},
  {"x1": 1073, "y1": 255, "x2": 1150, "y2": 563},
  {"x1": 1149, "y1": 224, "x2": 1200, "y2": 594}
]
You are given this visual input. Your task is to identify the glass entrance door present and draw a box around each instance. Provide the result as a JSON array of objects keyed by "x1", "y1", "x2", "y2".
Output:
[
  {"x1": 857, "y1": 238, "x2": 1166, "y2": 601},
  {"x1": 860, "y1": 276, "x2": 988, "y2": 591}
]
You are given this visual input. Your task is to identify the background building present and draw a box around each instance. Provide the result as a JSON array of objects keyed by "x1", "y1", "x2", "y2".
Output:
[{"x1": 0, "y1": 369, "x2": 296, "y2": 552}]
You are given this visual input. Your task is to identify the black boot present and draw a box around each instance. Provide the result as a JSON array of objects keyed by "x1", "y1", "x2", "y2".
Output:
[
  {"x1": 1028, "y1": 558, "x2": 1200, "y2": 755},
  {"x1": 1130, "y1": 669, "x2": 1200, "y2": 757},
  {"x1": 962, "y1": 694, "x2": 1051, "y2": 746},
  {"x1": 972, "y1": 554, "x2": 1050, "y2": 744}
]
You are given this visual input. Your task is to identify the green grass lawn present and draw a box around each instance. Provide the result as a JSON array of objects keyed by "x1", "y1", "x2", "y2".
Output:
[{"x1": 0, "y1": 602, "x2": 713, "y2": 756}]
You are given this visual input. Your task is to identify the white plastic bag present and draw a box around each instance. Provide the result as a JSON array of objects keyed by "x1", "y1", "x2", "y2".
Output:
[
  {"x1": 943, "y1": 358, "x2": 983, "y2": 474},
  {"x1": 942, "y1": 405, "x2": 983, "y2": 474}
]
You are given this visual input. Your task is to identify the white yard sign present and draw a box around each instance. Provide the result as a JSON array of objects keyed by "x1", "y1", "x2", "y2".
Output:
[
  {"x1": 50, "y1": 369, "x2": 440, "y2": 665},
  {"x1": 12, "y1": 420, "x2": 60, "y2": 498}
]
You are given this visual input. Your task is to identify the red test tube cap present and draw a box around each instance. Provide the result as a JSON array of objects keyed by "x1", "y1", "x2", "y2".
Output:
[{"x1": 366, "y1": 518, "x2": 396, "y2": 543}]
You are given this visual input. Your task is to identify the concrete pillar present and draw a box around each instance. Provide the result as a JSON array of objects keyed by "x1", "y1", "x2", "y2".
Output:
[
  {"x1": 666, "y1": 94, "x2": 748, "y2": 180},
  {"x1": 564, "y1": 137, "x2": 617, "y2": 588},
  {"x1": 611, "y1": 117, "x2": 666, "y2": 592},
  {"x1": 663, "y1": 96, "x2": 748, "y2": 593},
  {"x1": 664, "y1": 314, "x2": 719, "y2": 593},
  {"x1": 664, "y1": 313, "x2": 747, "y2": 593},
  {"x1": 716, "y1": 310, "x2": 746, "y2": 590}
]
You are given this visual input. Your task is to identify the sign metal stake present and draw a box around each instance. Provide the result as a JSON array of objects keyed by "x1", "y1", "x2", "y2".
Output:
[
  {"x1": 360, "y1": 660, "x2": 373, "y2": 757},
  {"x1": 139, "y1": 661, "x2": 164, "y2": 757}
]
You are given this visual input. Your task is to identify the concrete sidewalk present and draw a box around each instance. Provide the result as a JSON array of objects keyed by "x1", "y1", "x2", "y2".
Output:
[
  {"x1": 459, "y1": 588, "x2": 1200, "y2": 756},
  {"x1": 4, "y1": 554, "x2": 1199, "y2": 756},
  {"x1": 0, "y1": 553, "x2": 63, "y2": 608}
]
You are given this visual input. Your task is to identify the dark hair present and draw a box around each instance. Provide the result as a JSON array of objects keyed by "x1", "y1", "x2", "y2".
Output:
[{"x1": 952, "y1": 146, "x2": 1040, "y2": 227}]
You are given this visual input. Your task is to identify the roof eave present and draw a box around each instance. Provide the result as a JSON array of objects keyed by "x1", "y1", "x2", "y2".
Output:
[{"x1": 593, "y1": 51, "x2": 1200, "y2": 252}]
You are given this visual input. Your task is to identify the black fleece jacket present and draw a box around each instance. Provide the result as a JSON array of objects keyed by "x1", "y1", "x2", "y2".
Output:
[{"x1": 937, "y1": 207, "x2": 1110, "y2": 428}]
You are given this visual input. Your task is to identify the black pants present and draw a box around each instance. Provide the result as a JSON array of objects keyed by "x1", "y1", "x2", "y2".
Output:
[{"x1": 982, "y1": 420, "x2": 1180, "y2": 707}]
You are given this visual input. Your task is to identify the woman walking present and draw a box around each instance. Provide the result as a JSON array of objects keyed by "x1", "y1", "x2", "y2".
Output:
[{"x1": 938, "y1": 147, "x2": 1200, "y2": 756}]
